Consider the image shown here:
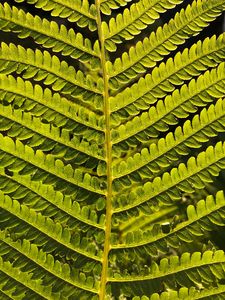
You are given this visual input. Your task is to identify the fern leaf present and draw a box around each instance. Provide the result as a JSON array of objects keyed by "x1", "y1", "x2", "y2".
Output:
[
  {"x1": 14, "y1": 0, "x2": 97, "y2": 31},
  {"x1": 0, "y1": 231, "x2": 99, "y2": 298},
  {"x1": 112, "y1": 190, "x2": 225, "y2": 255},
  {"x1": 0, "y1": 43, "x2": 103, "y2": 109},
  {"x1": 119, "y1": 206, "x2": 177, "y2": 238},
  {"x1": 140, "y1": 285, "x2": 225, "y2": 300},
  {"x1": 0, "y1": 75, "x2": 104, "y2": 139},
  {"x1": 103, "y1": 0, "x2": 182, "y2": 51},
  {"x1": 1, "y1": 0, "x2": 225, "y2": 299},
  {"x1": 0, "y1": 101, "x2": 104, "y2": 165},
  {"x1": 0, "y1": 256, "x2": 51, "y2": 299},
  {"x1": 0, "y1": 193, "x2": 102, "y2": 263},
  {"x1": 113, "y1": 142, "x2": 225, "y2": 217},
  {"x1": 100, "y1": 0, "x2": 132, "y2": 15},
  {"x1": 112, "y1": 63, "x2": 225, "y2": 154},
  {"x1": 113, "y1": 98, "x2": 225, "y2": 183},
  {"x1": 110, "y1": 33, "x2": 225, "y2": 122},
  {"x1": 110, "y1": 250, "x2": 225, "y2": 296},
  {"x1": 107, "y1": 0, "x2": 225, "y2": 88},
  {"x1": 0, "y1": 134, "x2": 105, "y2": 196},
  {"x1": 0, "y1": 170, "x2": 104, "y2": 230},
  {"x1": 0, "y1": 3, "x2": 100, "y2": 68}
]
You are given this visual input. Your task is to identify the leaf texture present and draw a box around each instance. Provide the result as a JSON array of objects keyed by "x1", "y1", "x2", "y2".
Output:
[
  {"x1": 113, "y1": 141, "x2": 225, "y2": 217},
  {"x1": 133, "y1": 285, "x2": 225, "y2": 300},
  {"x1": 112, "y1": 190, "x2": 225, "y2": 254},
  {"x1": 0, "y1": 0, "x2": 225, "y2": 299},
  {"x1": 102, "y1": 0, "x2": 183, "y2": 51},
  {"x1": 0, "y1": 43, "x2": 103, "y2": 109},
  {"x1": 107, "y1": 0, "x2": 225, "y2": 88},
  {"x1": 100, "y1": 0, "x2": 132, "y2": 15},
  {"x1": 110, "y1": 33, "x2": 225, "y2": 122},
  {"x1": 0, "y1": 3, "x2": 101, "y2": 68},
  {"x1": 110, "y1": 250, "x2": 225, "y2": 296},
  {"x1": 111, "y1": 62, "x2": 225, "y2": 156},
  {"x1": 113, "y1": 98, "x2": 225, "y2": 182},
  {"x1": 14, "y1": 0, "x2": 97, "y2": 31}
]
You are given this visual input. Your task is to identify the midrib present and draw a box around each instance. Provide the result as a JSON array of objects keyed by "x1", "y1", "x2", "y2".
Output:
[{"x1": 95, "y1": 1, "x2": 113, "y2": 300}]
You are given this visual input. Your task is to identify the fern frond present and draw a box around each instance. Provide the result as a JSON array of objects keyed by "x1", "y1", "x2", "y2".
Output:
[
  {"x1": 113, "y1": 98, "x2": 225, "y2": 183},
  {"x1": 0, "y1": 75, "x2": 104, "y2": 139},
  {"x1": 100, "y1": 0, "x2": 132, "y2": 15},
  {"x1": 0, "y1": 3, "x2": 100, "y2": 68},
  {"x1": 0, "y1": 192, "x2": 102, "y2": 263},
  {"x1": 107, "y1": 0, "x2": 225, "y2": 89},
  {"x1": 0, "y1": 134, "x2": 105, "y2": 196},
  {"x1": 1, "y1": 0, "x2": 225, "y2": 298},
  {"x1": 14, "y1": 0, "x2": 97, "y2": 31},
  {"x1": 103, "y1": 0, "x2": 182, "y2": 52},
  {"x1": 0, "y1": 104, "x2": 104, "y2": 166},
  {"x1": 0, "y1": 43, "x2": 103, "y2": 109},
  {"x1": 119, "y1": 206, "x2": 177, "y2": 237},
  {"x1": 113, "y1": 142, "x2": 225, "y2": 217},
  {"x1": 0, "y1": 170, "x2": 105, "y2": 230},
  {"x1": 110, "y1": 33, "x2": 225, "y2": 123},
  {"x1": 140, "y1": 285, "x2": 225, "y2": 300},
  {"x1": 110, "y1": 250, "x2": 225, "y2": 296},
  {"x1": 112, "y1": 62, "x2": 225, "y2": 155},
  {"x1": 0, "y1": 290, "x2": 11, "y2": 300},
  {"x1": 0, "y1": 167, "x2": 105, "y2": 229},
  {"x1": 0, "y1": 257, "x2": 51, "y2": 299},
  {"x1": 0, "y1": 231, "x2": 99, "y2": 298},
  {"x1": 112, "y1": 190, "x2": 225, "y2": 256}
]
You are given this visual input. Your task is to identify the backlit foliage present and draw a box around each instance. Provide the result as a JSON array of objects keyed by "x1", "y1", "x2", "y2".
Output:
[{"x1": 0, "y1": 0, "x2": 225, "y2": 299}]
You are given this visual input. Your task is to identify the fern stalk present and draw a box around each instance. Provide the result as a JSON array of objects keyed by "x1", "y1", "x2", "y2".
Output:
[{"x1": 95, "y1": 1, "x2": 113, "y2": 299}]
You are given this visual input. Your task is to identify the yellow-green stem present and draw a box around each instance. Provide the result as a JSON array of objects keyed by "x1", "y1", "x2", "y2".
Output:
[{"x1": 95, "y1": 1, "x2": 112, "y2": 299}]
